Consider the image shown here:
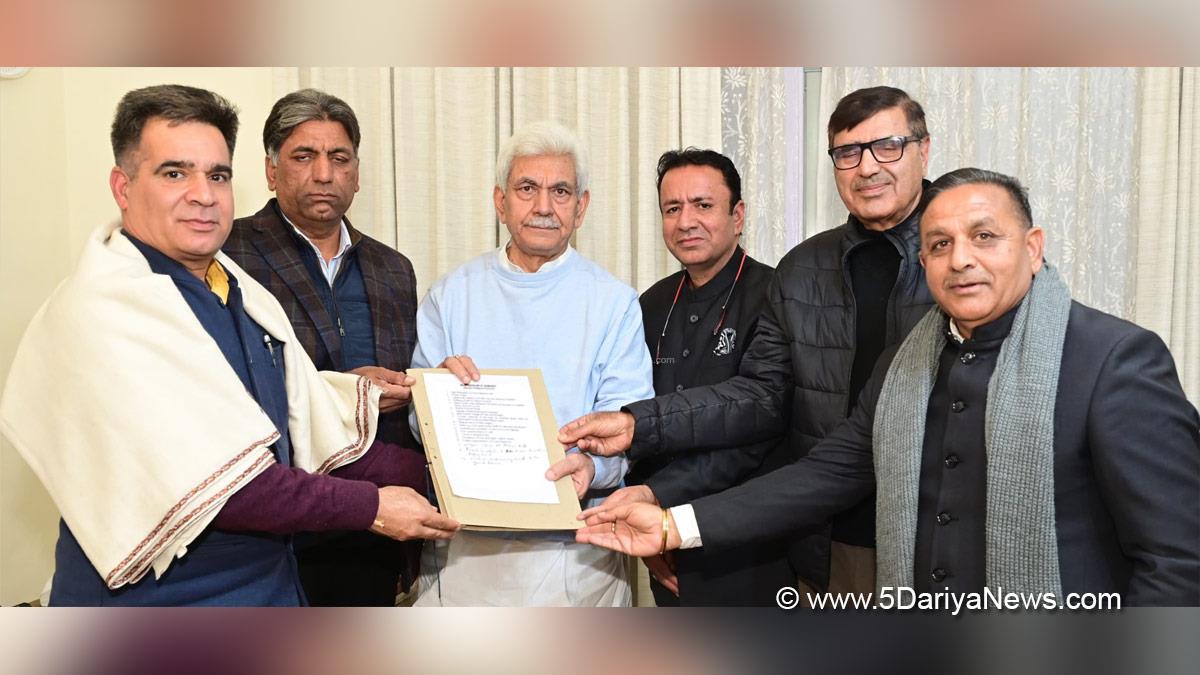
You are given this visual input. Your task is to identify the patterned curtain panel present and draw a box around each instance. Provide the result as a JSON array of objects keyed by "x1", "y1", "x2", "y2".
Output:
[
  {"x1": 720, "y1": 67, "x2": 806, "y2": 266},
  {"x1": 817, "y1": 68, "x2": 1140, "y2": 319}
]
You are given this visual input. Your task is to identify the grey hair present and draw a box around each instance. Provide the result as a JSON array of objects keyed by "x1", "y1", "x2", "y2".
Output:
[
  {"x1": 263, "y1": 88, "x2": 361, "y2": 164},
  {"x1": 495, "y1": 121, "x2": 589, "y2": 194}
]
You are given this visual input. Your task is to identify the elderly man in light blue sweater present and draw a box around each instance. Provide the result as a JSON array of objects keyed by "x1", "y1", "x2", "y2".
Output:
[{"x1": 411, "y1": 121, "x2": 654, "y2": 606}]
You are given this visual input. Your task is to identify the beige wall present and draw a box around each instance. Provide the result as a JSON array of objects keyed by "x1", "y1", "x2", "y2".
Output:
[{"x1": 0, "y1": 68, "x2": 277, "y2": 605}]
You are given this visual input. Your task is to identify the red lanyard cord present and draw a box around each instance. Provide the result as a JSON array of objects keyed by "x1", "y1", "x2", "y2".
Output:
[{"x1": 654, "y1": 249, "x2": 748, "y2": 362}]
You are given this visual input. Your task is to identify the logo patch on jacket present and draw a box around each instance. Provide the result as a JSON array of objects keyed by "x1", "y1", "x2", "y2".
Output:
[{"x1": 713, "y1": 327, "x2": 737, "y2": 356}]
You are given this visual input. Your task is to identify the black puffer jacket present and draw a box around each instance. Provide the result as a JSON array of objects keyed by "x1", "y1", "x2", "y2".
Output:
[{"x1": 626, "y1": 202, "x2": 935, "y2": 586}]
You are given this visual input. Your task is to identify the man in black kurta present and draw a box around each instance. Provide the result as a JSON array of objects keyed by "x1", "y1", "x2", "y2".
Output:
[
  {"x1": 561, "y1": 87, "x2": 939, "y2": 595},
  {"x1": 623, "y1": 149, "x2": 792, "y2": 605}
]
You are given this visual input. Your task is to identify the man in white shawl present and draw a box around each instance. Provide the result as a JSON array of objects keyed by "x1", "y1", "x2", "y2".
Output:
[{"x1": 0, "y1": 84, "x2": 459, "y2": 606}]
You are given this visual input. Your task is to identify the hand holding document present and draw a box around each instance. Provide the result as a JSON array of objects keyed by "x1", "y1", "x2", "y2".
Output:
[
  {"x1": 369, "y1": 486, "x2": 460, "y2": 541},
  {"x1": 409, "y1": 368, "x2": 582, "y2": 530},
  {"x1": 544, "y1": 453, "x2": 596, "y2": 499},
  {"x1": 422, "y1": 372, "x2": 559, "y2": 504},
  {"x1": 349, "y1": 365, "x2": 415, "y2": 412}
]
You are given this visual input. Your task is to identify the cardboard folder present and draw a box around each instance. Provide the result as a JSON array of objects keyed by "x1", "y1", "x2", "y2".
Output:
[{"x1": 407, "y1": 368, "x2": 582, "y2": 531}]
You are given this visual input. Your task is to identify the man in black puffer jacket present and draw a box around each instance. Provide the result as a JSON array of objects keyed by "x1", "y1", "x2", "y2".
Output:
[{"x1": 560, "y1": 86, "x2": 936, "y2": 597}]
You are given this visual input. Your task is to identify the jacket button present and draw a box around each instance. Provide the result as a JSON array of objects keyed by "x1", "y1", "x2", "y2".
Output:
[
  {"x1": 675, "y1": 384, "x2": 684, "y2": 392},
  {"x1": 950, "y1": 400, "x2": 965, "y2": 413},
  {"x1": 944, "y1": 454, "x2": 960, "y2": 468},
  {"x1": 688, "y1": 314, "x2": 700, "y2": 323},
  {"x1": 960, "y1": 351, "x2": 976, "y2": 364},
  {"x1": 681, "y1": 349, "x2": 691, "y2": 358},
  {"x1": 931, "y1": 568, "x2": 948, "y2": 582},
  {"x1": 936, "y1": 512, "x2": 953, "y2": 526}
]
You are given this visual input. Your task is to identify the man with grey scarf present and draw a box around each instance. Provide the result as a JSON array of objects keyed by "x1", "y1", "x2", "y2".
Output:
[{"x1": 575, "y1": 168, "x2": 1200, "y2": 605}]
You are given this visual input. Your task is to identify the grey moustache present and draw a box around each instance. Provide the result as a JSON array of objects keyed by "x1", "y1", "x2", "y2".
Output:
[{"x1": 527, "y1": 217, "x2": 560, "y2": 229}]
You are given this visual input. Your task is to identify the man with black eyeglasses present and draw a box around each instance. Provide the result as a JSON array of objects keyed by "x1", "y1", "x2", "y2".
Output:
[{"x1": 559, "y1": 86, "x2": 936, "y2": 600}]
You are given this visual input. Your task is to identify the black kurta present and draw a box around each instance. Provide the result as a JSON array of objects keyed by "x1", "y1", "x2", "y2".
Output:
[
  {"x1": 631, "y1": 247, "x2": 793, "y2": 606},
  {"x1": 912, "y1": 306, "x2": 1018, "y2": 593}
]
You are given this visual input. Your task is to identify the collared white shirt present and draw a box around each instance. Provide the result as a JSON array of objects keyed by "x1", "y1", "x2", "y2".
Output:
[
  {"x1": 948, "y1": 318, "x2": 966, "y2": 344},
  {"x1": 282, "y1": 213, "x2": 353, "y2": 286},
  {"x1": 497, "y1": 241, "x2": 575, "y2": 274}
]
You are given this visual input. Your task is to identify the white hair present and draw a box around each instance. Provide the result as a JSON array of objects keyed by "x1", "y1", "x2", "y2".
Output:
[{"x1": 495, "y1": 121, "x2": 589, "y2": 194}]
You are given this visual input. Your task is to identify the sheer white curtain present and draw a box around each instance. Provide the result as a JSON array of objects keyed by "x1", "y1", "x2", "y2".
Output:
[
  {"x1": 1134, "y1": 68, "x2": 1199, "y2": 402},
  {"x1": 719, "y1": 67, "x2": 805, "y2": 265},
  {"x1": 508, "y1": 68, "x2": 722, "y2": 292},
  {"x1": 272, "y1": 68, "x2": 397, "y2": 247},
  {"x1": 818, "y1": 68, "x2": 1141, "y2": 319},
  {"x1": 274, "y1": 68, "x2": 721, "y2": 295},
  {"x1": 392, "y1": 68, "x2": 503, "y2": 296}
]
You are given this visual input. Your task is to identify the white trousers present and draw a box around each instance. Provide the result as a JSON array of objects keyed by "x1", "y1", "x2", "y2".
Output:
[{"x1": 414, "y1": 532, "x2": 630, "y2": 607}]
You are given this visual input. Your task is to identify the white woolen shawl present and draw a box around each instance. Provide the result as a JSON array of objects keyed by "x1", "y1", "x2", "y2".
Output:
[{"x1": 0, "y1": 222, "x2": 380, "y2": 589}]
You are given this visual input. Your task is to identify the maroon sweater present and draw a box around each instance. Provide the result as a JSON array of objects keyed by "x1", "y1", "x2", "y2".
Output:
[{"x1": 212, "y1": 440, "x2": 427, "y2": 533}]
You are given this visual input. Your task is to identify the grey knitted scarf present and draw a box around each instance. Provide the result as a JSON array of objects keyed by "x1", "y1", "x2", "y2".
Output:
[{"x1": 873, "y1": 264, "x2": 1071, "y2": 595}]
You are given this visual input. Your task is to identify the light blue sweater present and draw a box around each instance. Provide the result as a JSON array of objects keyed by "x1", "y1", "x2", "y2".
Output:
[{"x1": 412, "y1": 247, "x2": 654, "y2": 493}]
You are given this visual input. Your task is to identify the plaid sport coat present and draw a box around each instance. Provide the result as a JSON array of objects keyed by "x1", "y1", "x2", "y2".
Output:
[{"x1": 223, "y1": 199, "x2": 418, "y2": 377}]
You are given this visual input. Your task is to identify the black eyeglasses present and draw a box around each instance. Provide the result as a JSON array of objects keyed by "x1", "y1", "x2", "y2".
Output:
[{"x1": 828, "y1": 135, "x2": 924, "y2": 170}]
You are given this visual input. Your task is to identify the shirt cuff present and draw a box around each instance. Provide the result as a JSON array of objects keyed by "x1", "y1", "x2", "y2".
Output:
[
  {"x1": 669, "y1": 504, "x2": 703, "y2": 549},
  {"x1": 588, "y1": 452, "x2": 628, "y2": 490}
]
